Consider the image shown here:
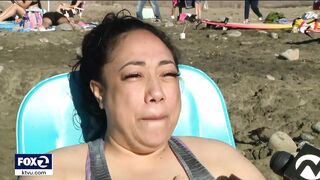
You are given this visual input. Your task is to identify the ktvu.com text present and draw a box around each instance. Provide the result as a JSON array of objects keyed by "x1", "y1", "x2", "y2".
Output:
[{"x1": 15, "y1": 154, "x2": 53, "y2": 176}]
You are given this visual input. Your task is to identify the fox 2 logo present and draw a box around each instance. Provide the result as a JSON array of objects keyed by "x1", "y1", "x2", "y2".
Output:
[{"x1": 15, "y1": 154, "x2": 52, "y2": 169}]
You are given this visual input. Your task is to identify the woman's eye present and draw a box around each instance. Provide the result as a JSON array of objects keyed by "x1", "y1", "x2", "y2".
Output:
[
  {"x1": 123, "y1": 73, "x2": 142, "y2": 80},
  {"x1": 163, "y1": 72, "x2": 180, "y2": 78}
]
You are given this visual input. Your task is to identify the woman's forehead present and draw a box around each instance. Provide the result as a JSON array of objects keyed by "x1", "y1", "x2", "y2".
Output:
[{"x1": 107, "y1": 30, "x2": 174, "y2": 66}]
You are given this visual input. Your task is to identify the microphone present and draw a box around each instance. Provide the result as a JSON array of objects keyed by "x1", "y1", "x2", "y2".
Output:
[{"x1": 270, "y1": 143, "x2": 320, "y2": 180}]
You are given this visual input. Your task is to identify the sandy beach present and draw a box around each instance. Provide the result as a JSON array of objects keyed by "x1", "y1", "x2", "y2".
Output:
[{"x1": 0, "y1": 1, "x2": 320, "y2": 179}]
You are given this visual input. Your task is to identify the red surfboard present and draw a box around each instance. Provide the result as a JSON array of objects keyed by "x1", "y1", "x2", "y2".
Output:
[{"x1": 202, "y1": 20, "x2": 293, "y2": 30}]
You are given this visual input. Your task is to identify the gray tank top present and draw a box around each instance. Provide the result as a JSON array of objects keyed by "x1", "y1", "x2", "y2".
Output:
[{"x1": 86, "y1": 137, "x2": 215, "y2": 180}]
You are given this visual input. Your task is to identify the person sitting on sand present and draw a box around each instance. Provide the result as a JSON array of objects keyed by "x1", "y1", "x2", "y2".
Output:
[
  {"x1": 20, "y1": 10, "x2": 265, "y2": 180},
  {"x1": 57, "y1": 0, "x2": 84, "y2": 18},
  {"x1": 0, "y1": 0, "x2": 41, "y2": 22}
]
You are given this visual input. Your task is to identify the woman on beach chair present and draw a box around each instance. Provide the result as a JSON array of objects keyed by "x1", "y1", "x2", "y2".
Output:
[{"x1": 0, "y1": 0, "x2": 41, "y2": 22}]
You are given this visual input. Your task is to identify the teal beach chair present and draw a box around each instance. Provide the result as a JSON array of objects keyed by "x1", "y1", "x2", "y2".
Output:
[{"x1": 16, "y1": 64, "x2": 235, "y2": 154}]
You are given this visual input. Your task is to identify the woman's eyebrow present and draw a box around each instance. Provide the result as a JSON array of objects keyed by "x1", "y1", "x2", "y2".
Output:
[
  {"x1": 158, "y1": 60, "x2": 175, "y2": 66},
  {"x1": 119, "y1": 61, "x2": 145, "y2": 71}
]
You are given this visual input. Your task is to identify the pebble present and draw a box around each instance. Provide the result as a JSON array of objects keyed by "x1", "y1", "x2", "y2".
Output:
[
  {"x1": 258, "y1": 30, "x2": 268, "y2": 34},
  {"x1": 279, "y1": 49, "x2": 299, "y2": 61},
  {"x1": 240, "y1": 41, "x2": 253, "y2": 45},
  {"x1": 39, "y1": 38, "x2": 49, "y2": 43},
  {"x1": 76, "y1": 47, "x2": 82, "y2": 58},
  {"x1": 0, "y1": 46, "x2": 3, "y2": 51},
  {"x1": 311, "y1": 122, "x2": 320, "y2": 133},
  {"x1": 269, "y1": 131, "x2": 297, "y2": 153},
  {"x1": 269, "y1": 32, "x2": 279, "y2": 39},
  {"x1": 206, "y1": 34, "x2": 217, "y2": 38},
  {"x1": 300, "y1": 133, "x2": 315, "y2": 141},
  {"x1": 0, "y1": 66, "x2": 3, "y2": 73},
  {"x1": 266, "y1": 74, "x2": 275, "y2": 81},
  {"x1": 298, "y1": 99, "x2": 306, "y2": 106}
]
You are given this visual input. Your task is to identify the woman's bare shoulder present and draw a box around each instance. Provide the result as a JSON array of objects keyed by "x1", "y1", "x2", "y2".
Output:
[
  {"x1": 50, "y1": 143, "x2": 88, "y2": 168},
  {"x1": 177, "y1": 136, "x2": 265, "y2": 179},
  {"x1": 19, "y1": 144, "x2": 88, "y2": 180}
]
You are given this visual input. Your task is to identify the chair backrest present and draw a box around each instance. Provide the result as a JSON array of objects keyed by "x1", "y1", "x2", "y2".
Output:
[{"x1": 16, "y1": 65, "x2": 235, "y2": 154}]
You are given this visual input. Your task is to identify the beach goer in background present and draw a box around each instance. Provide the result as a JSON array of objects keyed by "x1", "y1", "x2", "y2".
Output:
[
  {"x1": 244, "y1": 0, "x2": 263, "y2": 23},
  {"x1": 57, "y1": 0, "x2": 84, "y2": 18},
  {"x1": 20, "y1": 11, "x2": 265, "y2": 180},
  {"x1": 40, "y1": 12, "x2": 70, "y2": 29},
  {"x1": 171, "y1": 0, "x2": 182, "y2": 20},
  {"x1": 195, "y1": 0, "x2": 202, "y2": 19},
  {"x1": 314, "y1": 0, "x2": 320, "y2": 10},
  {"x1": 0, "y1": 0, "x2": 41, "y2": 22},
  {"x1": 136, "y1": 0, "x2": 161, "y2": 22},
  {"x1": 40, "y1": 0, "x2": 83, "y2": 29}
]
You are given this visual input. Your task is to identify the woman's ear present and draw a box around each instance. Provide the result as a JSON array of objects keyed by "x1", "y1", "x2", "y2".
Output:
[{"x1": 90, "y1": 80, "x2": 104, "y2": 109}]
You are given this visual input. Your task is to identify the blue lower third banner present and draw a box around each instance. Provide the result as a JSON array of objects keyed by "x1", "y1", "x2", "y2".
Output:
[{"x1": 15, "y1": 154, "x2": 53, "y2": 176}]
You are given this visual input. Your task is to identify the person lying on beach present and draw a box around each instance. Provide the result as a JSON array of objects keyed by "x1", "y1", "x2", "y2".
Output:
[
  {"x1": 0, "y1": 0, "x2": 41, "y2": 22},
  {"x1": 20, "y1": 10, "x2": 266, "y2": 180},
  {"x1": 40, "y1": 0, "x2": 83, "y2": 29},
  {"x1": 40, "y1": 11, "x2": 71, "y2": 29}
]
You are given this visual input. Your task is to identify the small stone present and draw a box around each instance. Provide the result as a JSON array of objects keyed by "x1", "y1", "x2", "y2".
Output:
[
  {"x1": 207, "y1": 34, "x2": 217, "y2": 38},
  {"x1": 240, "y1": 41, "x2": 253, "y2": 45},
  {"x1": 258, "y1": 30, "x2": 268, "y2": 34},
  {"x1": 0, "y1": 65, "x2": 3, "y2": 73},
  {"x1": 269, "y1": 32, "x2": 279, "y2": 39},
  {"x1": 266, "y1": 74, "x2": 275, "y2": 81},
  {"x1": 279, "y1": 49, "x2": 299, "y2": 61},
  {"x1": 39, "y1": 38, "x2": 49, "y2": 43},
  {"x1": 269, "y1": 131, "x2": 297, "y2": 153},
  {"x1": 300, "y1": 133, "x2": 315, "y2": 141},
  {"x1": 76, "y1": 47, "x2": 82, "y2": 58},
  {"x1": 0, "y1": 46, "x2": 3, "y2": 50},
  {"x1": 298, "y1": 99, "x2": 306, "y2": 106},
  {"x1": 311, "y1": 122, "x2": 320, "y2": 133}
]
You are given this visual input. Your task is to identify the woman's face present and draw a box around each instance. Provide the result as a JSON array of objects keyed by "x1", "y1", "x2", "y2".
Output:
[{"x1": 91, "y1": 29, "x2": 181, "y2": 153}]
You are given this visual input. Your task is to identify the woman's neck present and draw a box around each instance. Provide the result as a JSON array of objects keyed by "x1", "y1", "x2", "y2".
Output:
[{"x1": 105, "y1": 135, "x2": 171, "y2": 160}]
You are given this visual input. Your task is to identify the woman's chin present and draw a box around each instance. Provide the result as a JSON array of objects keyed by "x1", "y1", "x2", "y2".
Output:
[{"x1": 137, "y1": 131, "x2": 171, "y2": 150}]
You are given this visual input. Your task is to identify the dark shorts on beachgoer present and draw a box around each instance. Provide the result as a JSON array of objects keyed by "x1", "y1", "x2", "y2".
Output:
[{"x1": 43, "y1": 12, "x2": 67, "y2": 26}]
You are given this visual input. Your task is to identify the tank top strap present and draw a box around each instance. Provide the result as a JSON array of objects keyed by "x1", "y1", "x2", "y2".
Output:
[
  {"x1": 87, "y1": 138, "x2": 112, "y2": 180},
  {"x1": 169, "y1": 137, "x2": 215, "y2": 180}
]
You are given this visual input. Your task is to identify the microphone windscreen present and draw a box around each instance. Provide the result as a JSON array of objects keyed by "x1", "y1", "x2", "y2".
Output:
[{"x1": 270, "y1": 151, "x2": 294, "y2": 176}]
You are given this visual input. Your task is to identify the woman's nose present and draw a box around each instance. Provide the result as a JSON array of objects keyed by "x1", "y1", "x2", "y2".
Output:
[{"x1": 145, "y1": 78, "x2": 165, "y2": 103}]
